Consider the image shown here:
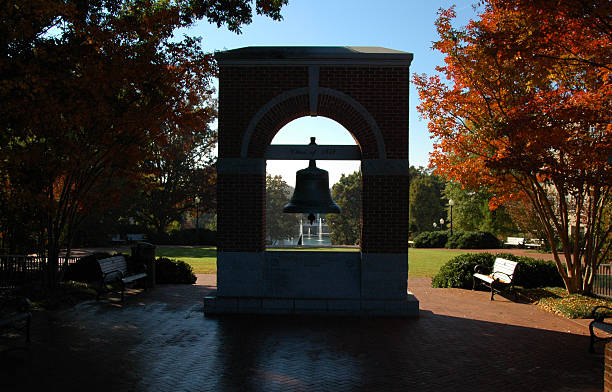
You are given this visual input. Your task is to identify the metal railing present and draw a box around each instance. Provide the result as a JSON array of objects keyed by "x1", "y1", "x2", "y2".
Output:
[
  {"x1": 0, "y1": 255, "x2": 81, "y2": 288},
  {"x1": 594, "y1": 264, "x2": 612, "y2": 298}
]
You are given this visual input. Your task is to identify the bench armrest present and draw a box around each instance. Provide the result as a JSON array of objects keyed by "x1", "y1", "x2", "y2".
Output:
[
  {"x1": 474, "y1": 264, "x2": 488, "y2": 274},
  {"x1": 591, "y1": 306, "x2": 612, "y2": 322}
]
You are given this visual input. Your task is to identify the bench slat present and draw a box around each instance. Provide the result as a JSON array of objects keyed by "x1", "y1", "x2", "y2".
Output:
[{"x1": 122, "y1": 273, "x2": 147, "y2": 283}]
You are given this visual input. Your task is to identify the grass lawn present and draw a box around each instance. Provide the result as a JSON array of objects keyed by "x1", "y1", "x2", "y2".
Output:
[
  {"x1": 408, "y1": 248, "x2": 472, "y2": 277},
  {"x1": 156, "y1": 246, "x2": 469, "y2": 277},
  {"x1": 156, "y1": 247, "x2": 217, "y2": 274}
]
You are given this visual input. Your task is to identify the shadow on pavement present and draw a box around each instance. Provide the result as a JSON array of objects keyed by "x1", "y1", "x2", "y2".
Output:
[{"x1": 0, "y1": 283, "x2": 603, "y2": 392}]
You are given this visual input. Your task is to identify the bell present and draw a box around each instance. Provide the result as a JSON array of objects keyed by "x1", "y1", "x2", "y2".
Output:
[{"x1": 284, "y1": 155, "x2": 341, "y2": 225}]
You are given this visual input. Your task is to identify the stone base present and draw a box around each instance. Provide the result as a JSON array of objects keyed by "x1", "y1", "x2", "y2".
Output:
[{"x1": 203, "y1": 292, "x2": 419, "y2": 317}]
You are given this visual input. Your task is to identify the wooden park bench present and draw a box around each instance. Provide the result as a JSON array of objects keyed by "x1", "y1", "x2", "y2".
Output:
[
  {"x1": 96, "y1": 255, "x2": 148, "y2": 302},
  {"x1": 473, "y1": 257, "x2": 518, "y2": 300},
  {"x1": 589, "y1": 306, "x2": 612, "y2": 353},
  {"x1": 0, "y1": 292, "x2": 31, "y2": 347}
]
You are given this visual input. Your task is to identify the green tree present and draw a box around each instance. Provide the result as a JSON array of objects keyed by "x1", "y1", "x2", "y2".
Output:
[
  {"x1": 135, "y1": 132, "x2": 216, "y2": 235},
  {"x1": 266, "y1": 175, "x2": 298, "y2": 244},
  {"x1": 409, "y1": 167, "x2": 447, "y2": 235},
  {"x1": 326, "y1": 171, "x2": 361, "y2": 245},
  {"x1": 443, "y1": 182, "x2": 517, "y2": 237}
]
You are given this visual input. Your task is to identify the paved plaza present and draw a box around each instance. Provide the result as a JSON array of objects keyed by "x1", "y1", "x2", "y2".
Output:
[{"x1": 1, "y1": 275, "x2": 604, "y2": 391}]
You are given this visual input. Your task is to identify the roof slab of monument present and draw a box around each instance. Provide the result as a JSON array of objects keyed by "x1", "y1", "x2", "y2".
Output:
[{"x1": 215, "y1": 46, "x2": 413, "y2": 66}]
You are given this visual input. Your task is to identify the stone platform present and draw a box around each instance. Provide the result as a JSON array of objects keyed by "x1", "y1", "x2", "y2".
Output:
[{"x1": 203, "y1": 292, "x2": 419, "y2": 317}]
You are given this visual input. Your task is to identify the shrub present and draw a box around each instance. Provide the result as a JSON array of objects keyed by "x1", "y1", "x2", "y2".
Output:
[
  {"x1": 155, "y1": 257, "x2": 197, "y2": 284},
  {"x1": 431, "y1": 253, "x2": 564, "y2": 289},
  {"x1": 413, "y1": 231, "x2": 448, "y2": 248},
  {"x1": 446, "y1": 231, "x2": 501, "y2": 249},
  {"x1": 63, "y1": 252, "x2": 111, "y2": 283},
  {"x1": 431, "y1": 253, "x2": 496, "y2": 288},
  {"x1": 512, "y1": 256, "x2": 564, "y2": 288}
]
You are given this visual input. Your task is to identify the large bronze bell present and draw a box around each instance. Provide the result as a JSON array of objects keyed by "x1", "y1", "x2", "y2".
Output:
[{"x1": 284, "y1": 142, "x2": 341, "y2": 225}]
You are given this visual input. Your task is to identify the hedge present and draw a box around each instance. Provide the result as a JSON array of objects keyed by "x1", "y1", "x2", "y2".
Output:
[
  {"x1": 413, "y1": 231, "x2": 448, "y2": 248},
  {"x1": 431, "y1": 253, "x2": 564, "y2": 289},
  {"x1": 155, "y1": 257, "x2": 197, "y2": 284},
  {"x1": 446, "y1": 231, "x2": 501, "y2": 249}
]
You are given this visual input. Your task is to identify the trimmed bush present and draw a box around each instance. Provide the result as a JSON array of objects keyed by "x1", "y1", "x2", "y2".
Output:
[
  {"x1": 413, "y1": 231, "x2": 448, "y2": 248},
  {"x1": 512, "y1": 256, "x2": 564, "y2": 288},
  {"x1": 431, "y1": 252, "x2": 564, "y2": 289},
  {"x1": 63, "y1": 252, "x2": 111, "y2": 283},
  {"x1": 155, "y1": 257, "x2": 197, "y2": 284},
  {"x1": 431, "y1": 253, "x2": 496, "y2": 288},
  {"x1": 446, "y1": 231, "x2": 501, "y2": 249}
]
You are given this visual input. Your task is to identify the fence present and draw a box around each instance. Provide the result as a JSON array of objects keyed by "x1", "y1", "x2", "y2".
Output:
[
  {"x1": 0, "y1": 255, "x2": 81, "y2": 289},
  {"x1": 594, "y1": 264, "x2": 612, "y2": 298}
]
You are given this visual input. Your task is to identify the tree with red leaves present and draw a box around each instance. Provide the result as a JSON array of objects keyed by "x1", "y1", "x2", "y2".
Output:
[
  {"x1": 0, "y1": 0, "x2": 287, "y2": 288},
  {"x1": 414, "y1": 0, "x2": 611, "y2": 294}
]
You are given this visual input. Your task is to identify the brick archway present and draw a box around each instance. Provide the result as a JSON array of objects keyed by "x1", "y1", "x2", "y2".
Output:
[
  {"x1": 241, "y1": 87, "x2": 385, "y2": 159},
  {"x1": 207, "y1": 47, "x2": 418, "y2": 316}
]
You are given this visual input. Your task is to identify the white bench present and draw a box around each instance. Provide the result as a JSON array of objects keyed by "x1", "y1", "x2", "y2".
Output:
[
  {"x1": 126, "y1": 234, "x2": 145, "y2": 243},
  {"x1": 589, "y1": 306, "x2": 612, "y2": 353},
  {"x1": 96, "y1": 255, "x2": 148, "y2": 302},
  {"x1": 504, "y1": 237, "x2": 525, "y2": 247},
  {"x1": 473, "y1": 257, "x2": 518, "y2": 300},
  {"x1": 524, "y1": 239, "x2": 543, "y2": 249}
]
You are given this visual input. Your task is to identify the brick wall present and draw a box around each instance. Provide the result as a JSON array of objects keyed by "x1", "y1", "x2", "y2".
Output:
[
  {"x1": 361, "y1": 174, "x2": 409, "y2": 253},
  {"x1": 217, "y1": 174, "x2": 265, "y2": 252},
  {"x1": 217, "y1": 59, "x2": 410, "y2": 253}
]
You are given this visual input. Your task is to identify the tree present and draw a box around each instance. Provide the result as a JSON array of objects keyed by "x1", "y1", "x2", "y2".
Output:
[
  {"x1": 266, "y1": 175, "x2": 298, "y2": 244},
  {"x1": 443, "y1": 181, "x2": 517, "y2": 238},
  {"x1": 326, "y1": 171, "x2": 361, "y2": 245},
  {"x1": 409, "y1": 167, "x2": 447, "y2": 235},
  {"x1": 414, "y1": 1, "x2": 611, "y2": 293},
  {"x1": 135, "y1": 133, "x2": 216, "y2": 235},
  {"x1": 0, "y1": 0, "x2": 288, "y2": 288}
]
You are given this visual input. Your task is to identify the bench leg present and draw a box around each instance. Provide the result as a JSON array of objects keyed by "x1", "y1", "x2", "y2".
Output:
[
  {"x1": 590, "y1": 323, "x2": 596, "y2": 353},
  {"x1": 490, "y1": 283, "x2": 495, "y2": 301},
  {"x1": 26, "y1": 314, "x2": 31, "y2": 343}
]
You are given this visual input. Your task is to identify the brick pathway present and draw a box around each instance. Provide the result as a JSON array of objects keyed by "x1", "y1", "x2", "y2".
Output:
[{"x1": 0, "y1": 275, "x2": 603, "y2": 392}]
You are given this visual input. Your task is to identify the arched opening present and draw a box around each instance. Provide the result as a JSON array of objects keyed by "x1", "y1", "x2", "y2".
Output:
[{"x1": 265, "y1": 116, "x2": 361, "y2": 248}]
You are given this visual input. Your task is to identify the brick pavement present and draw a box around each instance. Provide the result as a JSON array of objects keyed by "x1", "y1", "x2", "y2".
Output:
[{"x1": 0, "y1": 275, "x2": 603, "y2": 392}]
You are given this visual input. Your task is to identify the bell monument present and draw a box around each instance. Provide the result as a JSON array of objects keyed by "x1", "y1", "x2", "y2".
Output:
[{"x1": 205, "y1": 46, "x2": 418, "y2": 316}]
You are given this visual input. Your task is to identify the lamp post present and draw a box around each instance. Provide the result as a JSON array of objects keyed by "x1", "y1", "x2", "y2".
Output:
[
  {"x1": 195, "y1": 196, "x2": 200, "y2": 244},
  {"x1": 440, "y1": 218, "x2": 445, "y2": 231},
  {"x1": 449, "y1": 199, "x2": 454, "y2": 236},
  {"x1": 433, "y1": 222, "x2": 437, "y2": 231}
]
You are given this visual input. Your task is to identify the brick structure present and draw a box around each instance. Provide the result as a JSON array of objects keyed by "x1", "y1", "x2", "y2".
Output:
[{"x1": 206, "y1": 47, "x2": 418, "y2": 316}]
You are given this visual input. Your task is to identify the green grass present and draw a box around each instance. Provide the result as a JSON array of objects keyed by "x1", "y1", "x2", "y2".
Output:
[
  {"x1": 156, "y1": 247, "x2": 217, "y2": 274},
  {"x1": 155, "y1": 246, "x2": 466, "y2": 277},
  {"x1": 408, "y1": 248, "x2": 472, "y2": 277}
]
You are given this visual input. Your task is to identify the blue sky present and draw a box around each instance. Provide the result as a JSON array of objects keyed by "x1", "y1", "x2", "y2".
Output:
[{"x1": 187, "y1": 0, "x2": 480, "y2": 186}]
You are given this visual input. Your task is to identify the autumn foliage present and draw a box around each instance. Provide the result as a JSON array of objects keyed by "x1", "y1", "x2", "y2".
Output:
[
  {"x1": 414, "y1": 0, "x2": 611, "y2": 293},
  {"x1": 0, "y1": 0, "x2": 287, "y2": 287}
]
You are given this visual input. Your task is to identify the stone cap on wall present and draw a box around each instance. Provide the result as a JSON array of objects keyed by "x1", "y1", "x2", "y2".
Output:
[{"x1": 216, "y1": 46, "x2": 414, "y2": 66}]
